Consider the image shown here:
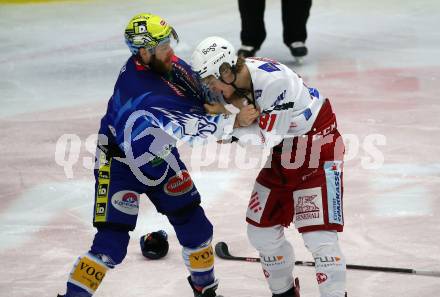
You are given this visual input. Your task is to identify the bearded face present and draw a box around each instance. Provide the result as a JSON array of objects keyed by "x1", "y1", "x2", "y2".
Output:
[
  {"x1": 138, "y1": 42, "x2": 174, "y2": 74},
  {"x1": 149, "y1": 54, "x2": 173, "y2": 74}
]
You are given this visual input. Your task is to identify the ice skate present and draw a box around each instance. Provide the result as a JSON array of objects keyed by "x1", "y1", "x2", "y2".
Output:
[
  {"x1": 288, "y1": 42, "x2": 308, "y2": 64},
  {"x1": 237, "y1": 45, "x2": 258, "y2": 58},
  {"x1": 187, "y1": 276, "x2": 224, "y2": 297}
]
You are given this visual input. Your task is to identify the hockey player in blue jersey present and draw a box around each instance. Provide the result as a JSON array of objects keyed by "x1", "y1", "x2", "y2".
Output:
[{"x1": 57, "y1": 13, "x2": 259, "y2": 297}]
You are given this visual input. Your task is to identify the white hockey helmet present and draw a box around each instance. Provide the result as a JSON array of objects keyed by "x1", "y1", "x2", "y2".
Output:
[{"x1": 191, "y1": 36, "x2": 237, "y2": 79}]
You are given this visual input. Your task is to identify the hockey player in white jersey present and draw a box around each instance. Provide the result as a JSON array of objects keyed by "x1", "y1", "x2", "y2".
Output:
[{"x1": 192, "y1": 37, "x2": 347, "y2": 297}]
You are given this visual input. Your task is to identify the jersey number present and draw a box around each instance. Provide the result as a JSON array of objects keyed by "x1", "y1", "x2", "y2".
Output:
[{"x1": 259, "y1": 114, "x2": 277, "y2": 132}]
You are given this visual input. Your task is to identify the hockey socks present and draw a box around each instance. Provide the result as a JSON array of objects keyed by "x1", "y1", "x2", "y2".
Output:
[
  {"x1": 65, "y1": 253, "x2": 110, "y2": 297},
  {"x1": 247, "y1": 224, "x2": 296, "y2": 295},
  {"x1": 302, "y1": 231, "x2": 346, "y2": 297},
  {"x1": 183, "y1": 239, "x2": 216, "y2": 291}
]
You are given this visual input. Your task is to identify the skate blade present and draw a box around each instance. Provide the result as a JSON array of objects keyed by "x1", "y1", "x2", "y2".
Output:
[{"x1": 293, "y1": 56, "x2": 305, "y2": 65}]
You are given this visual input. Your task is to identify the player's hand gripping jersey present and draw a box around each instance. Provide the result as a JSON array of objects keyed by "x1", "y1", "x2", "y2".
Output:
[{"x1": 232, "y1": 57, "x2": 331, "y2": 147}]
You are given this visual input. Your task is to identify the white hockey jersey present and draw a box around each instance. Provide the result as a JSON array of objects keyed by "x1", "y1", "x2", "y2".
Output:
[{"x1": 232, "y1": 57, "x2": 324, "y2": 148}]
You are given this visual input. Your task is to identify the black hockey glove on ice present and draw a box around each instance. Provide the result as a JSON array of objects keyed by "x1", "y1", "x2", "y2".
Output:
[{"x1": 140, "y1": 230, "x2": 169, "y2": 260}]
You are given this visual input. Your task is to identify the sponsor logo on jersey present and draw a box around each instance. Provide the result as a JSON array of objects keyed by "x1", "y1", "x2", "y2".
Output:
[
  {"x1": 272, "y1": 89, "x2": 287, "y2": 107},
  {"x1": 248, "y1": 192, "x2": 263, "y2": 213},
  {"x1": 312, "y1": 122, "x2": 337, "y2": 141},
  {"x1": 99, "y1": 153, "x2": 109, "y2": 166},
  {"x1": 98, "y1": 170, "x2": 109, "y2": 179},
  {"x1": 164, "y1": 170, "x2": 194, "y2": 196},
  {"x1": 261, "y1": 102, "x2": 294, "y2": 114},
  {"x1": 316, "y1": 272, "x2": 328, "y2": 284},
  {"x1": 301, "y1": 169, "x2": 318, "y2": 181},
  {"x1": 95, "y1": 203, "x2": 107, "y2": 216},
  {"x1": 262, "y1": 255, "x2": 284, "y2": 262},
  {"x1": 293, "y1": 187, "x2": 324, "y2": 229},
  {"x1": 95, "y1": 163, "x2": 110, "y2": 223},
  {"x1": 324, "y1": 161, "x2": 343, "y2": 225},
  {"x1": 261, "y1": 255, "x2": 286, "y2": 267},
  {"x1": 302, "y1": 108, "x2": 312, "y2": 120},
  {"x1": 314, "y1": 256, "x2": 343, "y2": 269},
  {"x1": 111, "y1": 191, "x2": 139, "y2": 215},
  {"x1": 149, "y1": 144, "x2": 173, "y2": 167},
  {"x1": 70, "y1": 256, "x2": 108, "y2": 293},
  {"x1": 189, "y1": 245, "x2": 214, "y2": 269},
  {"x1": 333, "y1": 167, "x2": 342, "y2": 222},
  {"x1": 97, "y1": 184, "x2": 108, "y2": 197},
  {"x1": 308, "y1": 87, "x2": 320, "y2": 98},
  {"x1": 296, "y1": 194, "x2": 320, "y2": 219},
  {"x1": 258, "y1": 62, "x2": 280, "y2": 73},
  {"x1": 263, "y1": 269, "x2": 270, "y2": 278},
  {"x1": 246, "y1": 183, "x2": 270, "y2": 224}
]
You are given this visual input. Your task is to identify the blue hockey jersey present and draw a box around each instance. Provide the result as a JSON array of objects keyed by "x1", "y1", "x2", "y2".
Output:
[{"x1": 98, "y1": 55, "x2": 235, "y2": 181}]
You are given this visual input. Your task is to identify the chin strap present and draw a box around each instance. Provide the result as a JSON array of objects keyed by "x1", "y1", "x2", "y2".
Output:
[{"x1": 221, "y1": 68, "x2": 256, "y2": 107}]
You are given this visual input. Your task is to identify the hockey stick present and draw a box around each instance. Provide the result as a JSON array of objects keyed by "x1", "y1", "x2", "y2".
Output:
[{"x1": 215, "y1": 242, "x2": 440, "y2": 277}]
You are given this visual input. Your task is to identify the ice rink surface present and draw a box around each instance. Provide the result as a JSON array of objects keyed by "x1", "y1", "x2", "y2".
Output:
[{"x1": 0, "y1": 0, "x2": 439, "y2": 296}]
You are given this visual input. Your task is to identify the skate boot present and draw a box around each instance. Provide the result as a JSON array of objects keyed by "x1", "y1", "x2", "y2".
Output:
[
  {"x1": 272, "y1": 277, "x2": 300, "y2": 297},
  {"x1": 187, "y1": 276, "x2": 223, "y2": 297},
  {"x1": 237, "y1": 45, "x2": 258, "y2": 58},
  {"x1": 288, "y1": 42, "x2": 308, "y2": 63}
]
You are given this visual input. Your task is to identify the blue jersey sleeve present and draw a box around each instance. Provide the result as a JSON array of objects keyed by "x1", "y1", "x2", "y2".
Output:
[
  {"x1": 144, "y1": 102, "x2": 236, "y2": 145},
  {"x1": 118, "y1": 92, "x2": 236, "y2": 149}
]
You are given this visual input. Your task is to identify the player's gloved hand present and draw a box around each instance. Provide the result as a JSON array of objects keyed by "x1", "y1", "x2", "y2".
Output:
[
  {"x1": 140, "y1": 230, "x2": 169, "y2": 260},
  {"x1": 235, "y1": 105, "x2": 259, "y2": 127}
]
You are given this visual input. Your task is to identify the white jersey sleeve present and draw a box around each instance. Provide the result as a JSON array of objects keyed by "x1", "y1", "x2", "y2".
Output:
[{"x1": 233, "y1": 58, "x2": 324, "y2": 149}]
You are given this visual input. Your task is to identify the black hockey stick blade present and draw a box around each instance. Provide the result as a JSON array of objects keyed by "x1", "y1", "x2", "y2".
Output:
[
  {"x1": 215, "y1": 242, "x2": 440, "y2": 277},
  {"x1": 215, "y1": 241, "x2": 260, "y2": 262}
]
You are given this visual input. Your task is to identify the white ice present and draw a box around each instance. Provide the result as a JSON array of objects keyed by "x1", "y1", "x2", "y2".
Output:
[{"x1": 0, "y1": 0, "x2": 439, "y2": 296}]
